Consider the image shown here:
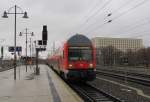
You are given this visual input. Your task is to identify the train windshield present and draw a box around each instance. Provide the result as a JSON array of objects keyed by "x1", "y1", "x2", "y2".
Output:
[{"x1": 68, "y1": 47, "x2": 92, "y2": 61}]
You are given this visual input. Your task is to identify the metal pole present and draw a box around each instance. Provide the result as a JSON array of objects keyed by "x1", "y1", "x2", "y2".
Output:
[
  {"x1": 14, "y1": 5, "x2": 17, "y2": 80},
  {"x1": 26, "y1": 28, "x2": 27, "y2": 72},
  {"x1": 30, "y1": 38, "x2": 31, "y2": 59},
  {"x1": 36, "y1": 48, "x2": 39, "y2": 75},
  {"x1": 31, "y1": 41, "x2": 33, "y2": 65},
  {"x1": 53, "y1": 42, "x2": 55, "y2": 54},
  {"x1": 30, "y1": 38, "x2": 31, "y2": 69}
]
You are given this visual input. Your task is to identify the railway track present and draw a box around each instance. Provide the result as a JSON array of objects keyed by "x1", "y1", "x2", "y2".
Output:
[
  {"x1": 68, "y1": 82, "x2": 123, "y2": 102},
  {"x1": 0, "y1": 63, "x2": 25, "y2": 72},
  {"x1": 0, "y1": 67, "x2": 14, "y2": 72},
  {"x1": 97, "y1": 69, "x2": 150, "y2": 79},
  {"x1": 47, "y1": 65, "x2": 123, "y2": 102},
  {"x1": 97, "y1": 70, "x2": 150, "y2": 86}
]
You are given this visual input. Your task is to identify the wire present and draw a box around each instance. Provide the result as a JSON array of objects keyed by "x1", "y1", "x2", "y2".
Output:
[
  {"x1": 86, "y1": 22, "x2": 107, "y2": 34},
  {"x1": 112, "y1": 19, "x2": 150, "y2": 37},
  {"x1": 126, "y1": 29, "x2": 150, "y2": 38},
  {"x1": 87, "y1": 0, "x2": 149, "y2": 35},
  {"x1": 81, "y1": 0, "x2": 134, "y2": 33},
  {"x1": 83, "y1": 0, "x2": 103, "y2": 19},
  {"x1": 73, "y1": 0, "x2": 103, "y2": 33},
  {"x1": 85, "y1": 0, "x2": 112, "y2": 22},
  {"x1": 111, "y1": 0, "x2": 149, "y2": 21},
  {"x1": 110, "y1": 0, "x2": 135, "y2": 15},
  {"x1": 80, "y1": 14, "x2": 109, "y2": 33},
  {"x1": 85, "y1": 17, "x2": 113, "y2": 34}
]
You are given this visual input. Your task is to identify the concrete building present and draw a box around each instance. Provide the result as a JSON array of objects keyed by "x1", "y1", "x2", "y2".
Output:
[{"x1": 92, "y1": 37, "x2": 144, "y2": 51}]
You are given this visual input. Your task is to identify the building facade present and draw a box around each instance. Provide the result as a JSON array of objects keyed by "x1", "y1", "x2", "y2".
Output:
[{"x1": 92, "y1": 37, "x2": 144, "y2": 51}]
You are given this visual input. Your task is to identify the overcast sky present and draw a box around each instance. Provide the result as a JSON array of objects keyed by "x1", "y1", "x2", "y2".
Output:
[{"x1": 0, "y1": 0, "x2": 150, "y2": 58}]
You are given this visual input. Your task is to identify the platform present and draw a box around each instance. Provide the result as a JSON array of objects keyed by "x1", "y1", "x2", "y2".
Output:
[{"x1": 0, "y1": 65, "x2": 83, "y2": 102}]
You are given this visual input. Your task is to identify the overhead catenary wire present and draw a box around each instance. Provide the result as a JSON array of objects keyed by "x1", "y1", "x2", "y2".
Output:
[
  {"x1": 86, "y1": 22, "x2": 108, "y2": 34},
  {"x1": 72, "y1": 0, "x2": 104, "y2": 33},
  {"x1": 109, "y1": 0, "x2": 149, "y2": 22},
  {"x1": 100, "y1": 0, "x2": 135, "y2": 21},
  {"x1": 124, "y1": 29, "x2": 150, "y2": 38},
  {"x1": 80, "y1": 14, "x2": 111, "y2": 33},
  {"x1": 109, "y1": 0, "x2": 135, "y2": 16},
  {"x1": 78, "y1": 0, "x2": 112, "y2": 33},
  {"x1": 82, "y1": 0, "x2": 103, "y2": 19},
  {"x1": 81, "y1": 0, "x2": 134, "y2": 33},
  {"x1": 85, "y1": 0, "x2": 112, "y2": 22},
  {"x1": 113, "y1": 19, "x2": 150, "y2": 37},
  {"x1": 86, "y1": 0, "x2": 149, "y2": 34},
  {"x1": 81, "y1": 0, "x2": 134, "y2": 34},
  {"x1": 85, "y1": 18, "x2": 113, "y2": 34}
]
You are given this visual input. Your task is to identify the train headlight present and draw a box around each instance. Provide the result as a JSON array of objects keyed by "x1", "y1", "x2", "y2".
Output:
[
  {"x1": 89, "y1": 63, "x2": 93, "y2": 68},
  {"x1": 69, "y1": 64, "x2": 73, "y2": 68}
]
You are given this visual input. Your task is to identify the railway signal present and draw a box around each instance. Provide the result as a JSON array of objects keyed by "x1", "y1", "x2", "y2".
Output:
[
  {"x1": 35, "y1": 25, "x2": 48, "y2": 75},
  {"x1": 42, "y1": 25, "x2": 48, "y2": 43}
]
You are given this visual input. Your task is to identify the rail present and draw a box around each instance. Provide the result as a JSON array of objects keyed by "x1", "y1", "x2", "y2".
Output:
[
  {"x1": 68, "y1": 82, "x2": 123, "y2": 102},
  {"x1": 97, "y1": 70, "x2": 150, "y2": 86}
]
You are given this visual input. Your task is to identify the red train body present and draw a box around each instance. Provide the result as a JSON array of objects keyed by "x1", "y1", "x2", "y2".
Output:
[{"x1": 47, "y1": 34, "x2": 96, "y2": 81}]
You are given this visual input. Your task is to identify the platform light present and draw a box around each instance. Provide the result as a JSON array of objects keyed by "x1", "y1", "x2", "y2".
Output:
[
  {"x1": 69, "y1": 64, "x2": 73, "y2": 68},
  {"x1": 23, "y1": 11, "x2": 28, "y2": 18},
  {"x1": 31, "y1": 32, "x2": 34, "y2": 36},
  {"x1": 19, "y1": 28, "x2": 34, "y2": 72},
  {"x1": 89, "y1": 63, "x2": 93, "y2": 68},
  {"x1": 2, "y1": 11, "x2": 8, "y2": 18},
  {"x1": 2, "y1": 5, "x2": 29, "y2": 80},
  {"x1": 19, "y1": 32, "x2": 22, "y2": 36}
]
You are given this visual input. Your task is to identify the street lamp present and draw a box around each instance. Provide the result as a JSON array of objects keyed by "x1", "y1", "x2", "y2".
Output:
[
  {"x1": 2, "y1": 5, "x2": 28, "y2": 80},
  {"x1": 19, "y1": 28, "x2": 34, "y2": 72}
]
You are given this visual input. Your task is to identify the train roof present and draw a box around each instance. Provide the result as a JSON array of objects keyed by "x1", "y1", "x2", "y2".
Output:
[{"x1": 67, "y1": 34, "x2": 92, "y2": 46}]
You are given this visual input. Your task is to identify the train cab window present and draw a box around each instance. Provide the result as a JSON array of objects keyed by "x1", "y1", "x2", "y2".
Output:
[{"x1": 68, "y1": 47, "x2": 92, "y2": 61}]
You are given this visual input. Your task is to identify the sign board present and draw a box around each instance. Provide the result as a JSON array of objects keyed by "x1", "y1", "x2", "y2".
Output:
[
  {"x1": 16, "y1": 47, "x2": 22, "y2": 51},
  {"x1": 8, "y1": 46, "x2": 22, "y2": 52},
  {"x1": 38, "y1": 40, "x2": 47, "y2": 45},
  {"x1": 36, "y1": 47, "x2": 46, "y2": 51}
]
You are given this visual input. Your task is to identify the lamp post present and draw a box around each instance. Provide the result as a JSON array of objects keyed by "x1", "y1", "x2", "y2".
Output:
[
  {"x1": 30, "y1": 38, "x2": 32, "y2": 62},
  {"x1": 19, "y1": 28, "x2": 34, "y2": 72},
  {"x1": 29, "y1": 38, "x2": 33, "y2": 67},
  {"x1": 2, "y1": 5, "x2": 28, "y2": 80}
]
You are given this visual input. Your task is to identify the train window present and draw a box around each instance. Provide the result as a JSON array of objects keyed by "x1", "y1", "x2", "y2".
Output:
[{"x1": 68, "y1": 47, "x2": 92, "y2": 61}]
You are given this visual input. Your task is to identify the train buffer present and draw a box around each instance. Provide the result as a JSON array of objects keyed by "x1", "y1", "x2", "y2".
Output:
[{"x1": 0, "y1": 65, "x2": 83, "y2": 102}]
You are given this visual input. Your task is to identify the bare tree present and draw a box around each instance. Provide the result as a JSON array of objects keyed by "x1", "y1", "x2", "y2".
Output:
[
  {"x1": 99, "y1": 46, "x2": 123, "y2": 66},
  {"x1": 125, "y1": 49, "x2": 137, "y2": 66},
  {"x1": 136, "y1": 48, "x2": 149, "y2": 67}
]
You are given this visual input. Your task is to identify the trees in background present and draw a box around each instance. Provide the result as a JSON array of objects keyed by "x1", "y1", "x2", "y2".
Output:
[
  {"x1": 98, "y1": 46, "x2": 122, "y2": 66},
  {"x1": 97, "y1": 46, "x2": 150, "y2": 67}
]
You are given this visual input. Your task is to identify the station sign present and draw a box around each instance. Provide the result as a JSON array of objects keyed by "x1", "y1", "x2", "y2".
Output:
[{"x1": 8, "y1": 46, "x2": 22, "y2": 52}]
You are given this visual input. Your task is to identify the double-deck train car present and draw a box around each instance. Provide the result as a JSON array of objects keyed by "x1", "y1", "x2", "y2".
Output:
[{"x1": 47, "y1": 34, "x2": 96, "y2": 81}]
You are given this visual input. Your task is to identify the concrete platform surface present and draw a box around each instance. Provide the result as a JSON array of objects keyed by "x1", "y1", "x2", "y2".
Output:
[{"x1": 0, "y1": 65, "x2": 83, "y2": 102}]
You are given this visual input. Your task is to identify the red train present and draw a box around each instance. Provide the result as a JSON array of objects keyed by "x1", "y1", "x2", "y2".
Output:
[{"x1": 47, "y1": 34, "x2": 96, "y2": 81}]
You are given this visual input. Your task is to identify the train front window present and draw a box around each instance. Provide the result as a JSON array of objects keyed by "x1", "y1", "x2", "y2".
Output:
[{"x1": 68, "y1": 47, "x2": 92, "y2": 61}]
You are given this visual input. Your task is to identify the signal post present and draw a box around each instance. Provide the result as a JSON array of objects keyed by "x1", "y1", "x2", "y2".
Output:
[{"x1": 35, "y1": 25, "x2": 47, "y2": 75}]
